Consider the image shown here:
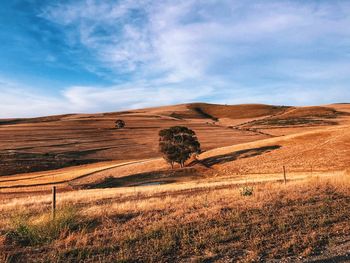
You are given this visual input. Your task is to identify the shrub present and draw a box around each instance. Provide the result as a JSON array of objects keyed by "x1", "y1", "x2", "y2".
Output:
[{"x1": 240, "y1": 185, "x2": 254, "y2": 196}]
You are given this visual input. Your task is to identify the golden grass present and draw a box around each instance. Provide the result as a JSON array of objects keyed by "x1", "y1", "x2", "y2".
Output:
[
  {"x1": 0, "y1": 161, "x2": 127, "y2": 183},
  {"x1": 0, "y1": 159, "x2": 162, "y2": 190},
  {"x1": 2, "y1": 103, "x2": 350, "y2": 261},
  {"x1": 0, "y1": 103, "x2": 273, "y2": 177},
  {"x1": 1, "y1": 171, "x2": 349, "y2": 262},
  {"x1": 2, "y1": 123, "x2": 349, "y2": 193},
  {"x1": 200, "y1": 124, "x2": 350, "y2": 174}
]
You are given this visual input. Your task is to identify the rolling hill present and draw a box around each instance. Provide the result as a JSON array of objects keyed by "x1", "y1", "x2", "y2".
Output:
[
  {"x1": 1, "y1": 102, "x2": 350, "y2": 194},
  {"x1": 2, "y1": 103, "x2": 350, "y2": 262},
  {"x1": 0, "y1": 103, "x2": 349, "y2": 176}
]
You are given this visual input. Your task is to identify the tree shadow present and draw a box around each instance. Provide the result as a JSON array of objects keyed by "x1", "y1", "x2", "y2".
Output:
[
  {"x1": 85, "y1": 167, "x2": 198, "y2": 189},
  {"x1": 198, "y1": 145, "x2": 281, "y2": 167}
]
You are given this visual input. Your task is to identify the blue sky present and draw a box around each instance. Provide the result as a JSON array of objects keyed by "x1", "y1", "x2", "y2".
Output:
[{"x1": 1, "y1": 0, "x2": 350, "y2": 117}]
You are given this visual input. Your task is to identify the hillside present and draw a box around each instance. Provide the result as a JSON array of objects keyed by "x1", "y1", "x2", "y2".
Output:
[
  {"x1": 32, "y1": 122, "x2": 350, "y2": 192},
  {"x1": 2, "y1": 103, "x2": 350, "y2": 262},
  {"x1": 0, "y1": 104, "x2": 269, "y2": 176},
  {"x1": 188, "y1": 103, "x2": 289, "y2": 119},
  {"x1": 0, "y1": 103, "x2": 350, "y2": 194},
  {"x1": 0, "y1": 103, "x2": 349, "y2": 176}
]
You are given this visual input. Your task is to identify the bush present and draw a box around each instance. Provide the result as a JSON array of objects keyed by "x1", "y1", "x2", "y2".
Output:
[
  {"x1": 240, "y1": 185, "x2": 254, "y2": 196},
  {"x1": 6, "y1": 206, "x2": 79, "y2": 246}
]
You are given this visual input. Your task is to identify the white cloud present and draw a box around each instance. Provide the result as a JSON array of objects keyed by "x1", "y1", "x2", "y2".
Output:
[
  {"x1": 3, "y1": 0, "x2": 350, "y2": 117},
  {"x1": 40, "y1": 0, "x2": 350, "y2": 81},
  {"x1": 0, "y1": 77, "x2": 214, "y2": 118},
  {"x1": 62, "y1": 82, "x2": 214, "y2": 112},
  {"x1": 0, "y1": 79, "x2": 69, "y2": 118}
]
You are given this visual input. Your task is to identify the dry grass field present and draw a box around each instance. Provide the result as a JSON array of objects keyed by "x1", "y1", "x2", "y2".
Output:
[
  {"x1": 1, "y1": 103, "x2": 350, "y2": 262},
  {"x1": 0, "y1": 103, "x2": 274, "y2": 176},
  {"x1": 1, "y1": 173, "x2": 350, "y2": 262}
]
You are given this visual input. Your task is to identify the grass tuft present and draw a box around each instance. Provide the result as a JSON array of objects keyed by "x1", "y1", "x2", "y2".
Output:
[{"x1": 6, "y1": 206, "x2": 79, "y2": 246}]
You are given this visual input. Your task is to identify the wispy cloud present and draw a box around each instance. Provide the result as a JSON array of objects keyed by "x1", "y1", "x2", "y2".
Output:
[
  {"x1": 0, "y1": 77, "x2": 214, "y2": 118},
  {"x1": 2, "y1": 0, "x2": 350, "y2": 117},
  {"x1": 40, "y1": 0, "x2": 350, "y2": 79},
  {"x1": 0, "y1": 78, "x2": 68, "y2": 118},
  {"x1": 62, "y1": 82, "x2": 214, "y2": 112}
]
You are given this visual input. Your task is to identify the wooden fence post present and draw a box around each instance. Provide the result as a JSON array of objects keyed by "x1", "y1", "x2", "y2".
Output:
[
  {"x1": 52, "y1": 186, "x2": 56, "y2": 220},
  {"x1": 283, "y1": 166, "x2": 287, "y2": 184}
]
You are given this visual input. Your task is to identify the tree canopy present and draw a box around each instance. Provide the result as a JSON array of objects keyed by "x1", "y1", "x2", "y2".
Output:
[
  {"x1": 115, "y1": 119, "x2": 125, "y2": 129},
  {"x1": 159, "y1": 126, "x2": 201, "y2": 168}
]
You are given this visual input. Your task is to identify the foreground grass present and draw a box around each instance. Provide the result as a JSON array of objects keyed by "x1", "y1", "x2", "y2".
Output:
[
  {"x1": 1, "y1": 174, "x2": 350, "y2": 262},
  {"x1": 7, "y1": 207, "x2": 79, "y2": 247}
]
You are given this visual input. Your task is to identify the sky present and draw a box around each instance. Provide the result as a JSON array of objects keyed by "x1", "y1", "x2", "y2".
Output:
[{"x1": 1, "y1": 0, "x2": 350, "y2": 118}]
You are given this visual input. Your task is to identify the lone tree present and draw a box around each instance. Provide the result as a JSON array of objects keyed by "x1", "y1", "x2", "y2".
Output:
[
  {"x1": 159, "y1": 126, "x2": 201, "y2": 168},
  {"x1": 115, "y1": 119, "x2": 125, "y2": 129}
]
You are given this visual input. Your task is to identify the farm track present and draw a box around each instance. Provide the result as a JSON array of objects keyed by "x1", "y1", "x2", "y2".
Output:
[
  {"x1": 82, "y1": 172, "x2": 336, "y2": 206},
  {"x1": 0, "y1": 159, "x2": 158, "y2": 189}
]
